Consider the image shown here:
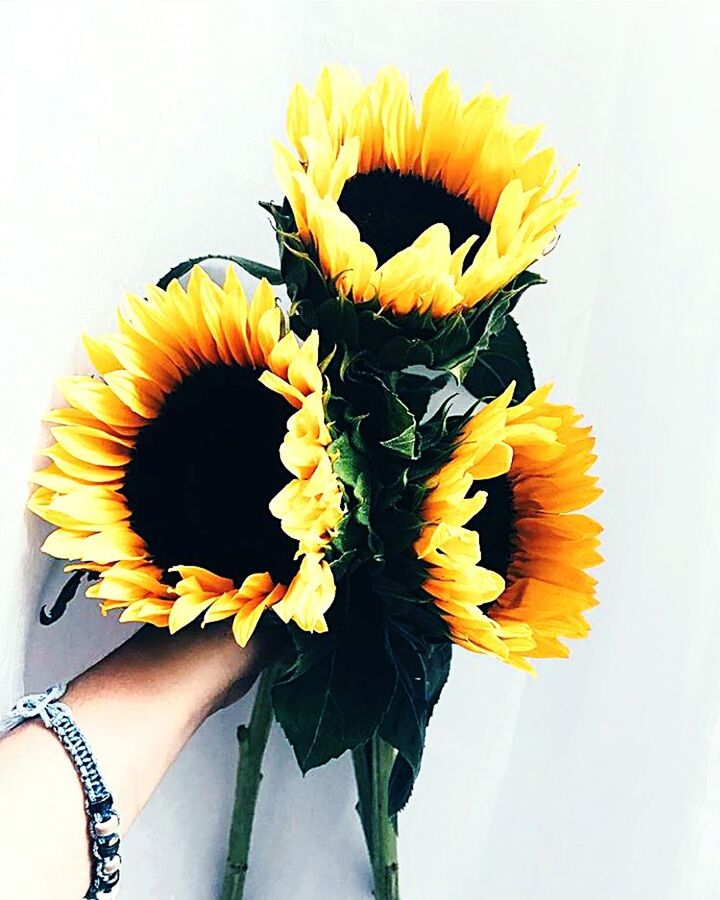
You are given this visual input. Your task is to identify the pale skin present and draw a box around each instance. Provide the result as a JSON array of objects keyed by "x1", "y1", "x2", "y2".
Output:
[{"x1": 0, "y1": 623, "x2": 269, "y2": 899}]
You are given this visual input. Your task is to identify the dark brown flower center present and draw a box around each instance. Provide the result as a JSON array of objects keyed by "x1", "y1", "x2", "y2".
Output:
[
  {"x1": 467, "y1": 474, "x2": 516, "y2": 581},
  {"x1": 122, "y1": 365, "x2": 298, "y2": 586},
  {"x1": 337, "y1": 170, "x2": 490, "y2": 267}
]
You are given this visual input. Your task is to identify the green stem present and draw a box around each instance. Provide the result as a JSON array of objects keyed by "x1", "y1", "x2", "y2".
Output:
[
  {"x1": 352, "y1": 736, "x2": 400, "y2": 900},
  {"x1": 220, "y1": 665, "x2": 277, "y2": 900},
  {"x1": 352, "y1": 742, "x2": 374, "y2": 854}
]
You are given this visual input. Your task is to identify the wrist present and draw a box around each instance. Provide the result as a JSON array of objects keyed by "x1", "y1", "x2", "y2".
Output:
[{"x1": 60, "y1": 623, "x2": 270, "y2": 826}]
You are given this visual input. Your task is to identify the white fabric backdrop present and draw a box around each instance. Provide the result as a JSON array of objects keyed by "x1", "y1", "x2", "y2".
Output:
[{"x1": 2, "y1": 2, "x2": 719, "y2": 898}]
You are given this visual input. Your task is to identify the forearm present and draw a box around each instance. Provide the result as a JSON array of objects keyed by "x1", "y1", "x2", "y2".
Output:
[{"x1": 0, "y1": 623, "x2": 265, "y2": 899}]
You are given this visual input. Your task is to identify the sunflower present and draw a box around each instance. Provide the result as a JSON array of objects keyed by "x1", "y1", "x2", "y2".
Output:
[
  {"x1": 273, "y1": 65, "x2": 577, "y2": 319},
  {"x1": 415, "y1": 384, "x2": 602, "y2": 672},
  {"x1": 28, "y1": 267, "x2": 345, "y2": 646}
]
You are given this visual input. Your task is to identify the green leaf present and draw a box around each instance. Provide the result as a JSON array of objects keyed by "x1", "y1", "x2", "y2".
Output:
[
  {"x1": 379, "y1": 624, "x2": 452, "y2": 815},
  {"x1": 463, "y1": 315, "x2": 536, "y2": 401},
  {"x1": 378, "y1": 389, "x2": 417, "y2": 459},
  {"x1": 329, "y1": 431, "x2": 373, "y2": 533},
  {"x1": 272, "y1": 579, "x2": 396, "y2": 772},
  {"x1": 156, "y1": 254, "x2": 283, "y2": 290},
  {"x1": 328, "y1": 548, "x2": 357, "y2": 580},
  {"x1": 449, "y1": 348, "x2": 479, "y2": 384},
  {"x1": 379, "y1": 423, "x2": 416, "y2": 458}
]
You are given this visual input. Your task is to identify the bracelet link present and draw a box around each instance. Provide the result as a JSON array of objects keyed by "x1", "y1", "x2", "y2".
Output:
[{"x1": 1, "y1": 684, "x2": 122, "y2": 899}]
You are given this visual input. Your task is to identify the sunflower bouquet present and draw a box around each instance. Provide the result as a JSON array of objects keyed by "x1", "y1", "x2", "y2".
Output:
[{"x1": 28, "y1": 66, "x2": 601, "y2": 900}]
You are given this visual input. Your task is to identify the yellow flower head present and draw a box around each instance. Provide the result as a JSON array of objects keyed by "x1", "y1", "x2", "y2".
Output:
[
  {"x1": 274, "y1": 65, "x2": 577, "y2": 319},
  {"x1": 415, "y1": 384, "x2": 602, "y2": 672},
  {"x1": 28, "y1": 267, "x2": 345, "y2": 646}
]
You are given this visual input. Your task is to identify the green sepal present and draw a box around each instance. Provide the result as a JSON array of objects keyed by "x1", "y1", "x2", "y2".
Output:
[
  {"x1": 340, "y1": 362, "x2": 419, "y2": 460},
  {"x1": 375, "y1": 509, "x2": 423, "y2": 558},
  {"x1": 330, "y1": 432, "x2": 369, "y2": 501},
  {"x1": 323, "y1": 356, "x2": 430, "y2": 574},
  {"x1": 378, "y1": 391, "x2": 416, "y2": 459},
  {"x1": 463, "y1": 314, "x2": 536, "y2": 402},
  {"x1": 411, "y1": 402, "x2": 467, "y2": 485},
  {"x1": 376, "y1": 574, "x2": 450, "y2": 647},
  {"x1": 156, "y1": 253, "x2": 283, "y2": 289}
]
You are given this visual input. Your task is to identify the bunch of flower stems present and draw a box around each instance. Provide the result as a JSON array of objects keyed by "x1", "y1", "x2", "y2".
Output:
[{"x1": 220, "y1": 666, "x2": 399, "y2": 900}]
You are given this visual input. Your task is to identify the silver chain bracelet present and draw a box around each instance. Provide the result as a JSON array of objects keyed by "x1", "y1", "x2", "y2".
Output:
[{"x1": 0, "y1": 684, "x2": 122, "y2": 899}]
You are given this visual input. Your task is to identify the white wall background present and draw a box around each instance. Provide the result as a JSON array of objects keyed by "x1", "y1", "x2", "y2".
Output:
[{"x1": 2, "y1": 2, "x2": 719, "y2": 898}]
